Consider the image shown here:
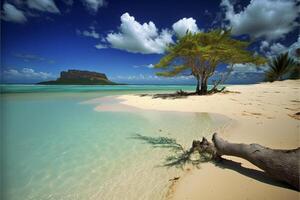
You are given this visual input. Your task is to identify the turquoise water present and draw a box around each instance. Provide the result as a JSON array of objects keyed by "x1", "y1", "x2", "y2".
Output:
[
  {"x1": 1, "y1": 85, "x2": 229, "y2": 200},
  {"x1": 1, "y1": 84, "x2": 197, "y2": 94}
]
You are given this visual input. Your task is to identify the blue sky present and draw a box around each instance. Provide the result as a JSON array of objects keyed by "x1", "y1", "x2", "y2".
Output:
[{"x1": 1, "y1": 0, "x2": 299, "y2": 84}]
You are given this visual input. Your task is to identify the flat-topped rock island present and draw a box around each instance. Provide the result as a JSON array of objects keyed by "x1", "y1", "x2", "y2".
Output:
[{"x1": 38, "y1": 69, "x2": 119, "y2": 85}]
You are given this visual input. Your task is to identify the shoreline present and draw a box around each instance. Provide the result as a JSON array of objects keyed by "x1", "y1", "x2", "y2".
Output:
[{"x1": 116, "y1": 80, "x2": 300, "y2": 199}]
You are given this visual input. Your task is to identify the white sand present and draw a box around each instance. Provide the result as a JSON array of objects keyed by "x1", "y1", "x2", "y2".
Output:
[{"x1": 117, "y1": 80, "x2": 300, "y2": 200}]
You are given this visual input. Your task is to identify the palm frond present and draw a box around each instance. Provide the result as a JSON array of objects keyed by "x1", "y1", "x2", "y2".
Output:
[{"x1": 265, "y1": 52, "x2": 297, "y2": 82}]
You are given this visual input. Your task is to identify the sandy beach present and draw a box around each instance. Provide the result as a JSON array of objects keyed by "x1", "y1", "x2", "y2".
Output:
[{"x1": 116, "y1": 80, "x2": 300, "y2": 200}]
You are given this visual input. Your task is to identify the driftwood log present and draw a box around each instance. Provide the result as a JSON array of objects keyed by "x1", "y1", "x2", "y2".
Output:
[{"x1": 193, "y1": 133, "x2": 300, "y2": 190}]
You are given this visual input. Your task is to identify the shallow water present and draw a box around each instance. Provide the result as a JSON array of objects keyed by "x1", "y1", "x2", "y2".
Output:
[
  {"x1": 1, "y1": 85, "x2": 229, "y2": 200},
  {"x1": 1, "y1": 84, "x2": 197, "y2": 94}
]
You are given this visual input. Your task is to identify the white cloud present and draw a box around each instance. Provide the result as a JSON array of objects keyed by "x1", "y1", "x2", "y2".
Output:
[
  {"x1": 260, "y1": 35, "x2": 300, "y2": 60},
  {"x1": 220, "y1": 63, "x2": 267, "y2": 84},
  {"x1": 146, "y1": 64, "x2": 154, "y2": 68},
  {"x1": 269, "y1": 43, "x2": 287, "y2": 55},
  {"x1": 289, "y1": 35, "x2": 300, "y2": 61},
  {"x1": 221, "y1": 0, "x2": 299, "y2": 40},
  {"x1": 27, "y1": 0, "x2": 60, "y2": 13},
  {"x1": 260, "y1": 40, "x2": 287, "y2": 56},
  {"x1": 83, "y1": 29, "x2": 99, "y2": 38},
  {"x1": 259, "y1": 41, "x2": 270, "y2": 52},
  {"x1": 231, "y1": 63, "x2": 266, "y2": 74},
  {"x1": 106, "y1": 13, "x2": 173, "y2": 54},
  {"x1": 81, "y1": 0, "x2": 106, "y2": 13},
  {"x1": 77, "y1": 26, "x2": 100, "y2": 39},
  {"x1": 2, "y1": 68, "x2": 55, "y2": 82},
  {"x1": 133, "y1": 64, "x2": 154, "y2": 68},
  {"x1": 111, "y1": 74, "x2": 193, "y2": 82},
  {"x1": 95, "y1": 43, "x2": 107, "y2": 49},
  {"x1": 228, "y1": 35, "x2": 300, "y2": 83},
  {"x1": 1, "y1": 3, "x2": 27, "y2": 23},
  {"x1": 172, "y1": 17, "x2": 199, "y2": 37}
]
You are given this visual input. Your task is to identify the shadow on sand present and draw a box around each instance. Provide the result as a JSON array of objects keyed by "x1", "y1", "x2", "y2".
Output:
[
  {"x1": 214, "y1": 158, "x2": 295, "y2": 190},
  {"x1": 139, "y1": 90, "x2": 191, "y2": 99},
  {"x1": 138, "y1": 88, "x2": 240, "y2": 99}
]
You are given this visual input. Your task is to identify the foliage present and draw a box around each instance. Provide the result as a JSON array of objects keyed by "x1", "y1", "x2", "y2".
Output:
[
  {"x1": 265, "y1": 52, "x2": 298, "y2": 82},
  {"x1": 155, "y1": 29, "x2": 266, "y2": 94},
  {"x1": 289, "y1": 64, "x2": 300, "y2": 79},
  {"x1": 130, "y1": 134, "x2": 213, "y2": 168}
]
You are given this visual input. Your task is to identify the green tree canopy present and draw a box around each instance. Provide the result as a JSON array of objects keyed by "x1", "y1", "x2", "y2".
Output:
[{"x1": 155, "y1": 30, "x2": 266, "y2": 94}]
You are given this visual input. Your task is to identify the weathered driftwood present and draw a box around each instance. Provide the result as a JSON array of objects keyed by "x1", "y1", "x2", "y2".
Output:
[
  {"x1": 194, "y1": 133, "x2": 300, "y2": 190},
  {"x1": 132, "y1": 133, "x2": 299, "y2": 190}
]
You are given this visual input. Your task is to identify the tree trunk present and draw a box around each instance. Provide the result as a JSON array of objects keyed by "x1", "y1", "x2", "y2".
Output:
[
  {"x1": 195, "y1": 76, "x2": 200, "y2": 95},
  {"x1": 211, "y1": 133, "x2": 300, "y2": 190},
  {"x1": 200, "y1": 77, "x2": 208, "y2": 95},
  {"x1": 207, "y1": 64, "x2": 233, "y2": 94}
]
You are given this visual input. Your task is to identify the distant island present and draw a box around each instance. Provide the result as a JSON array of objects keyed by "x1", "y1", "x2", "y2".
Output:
[{"x1": 37, "y1": 69, "x2": 119, "y2": 85}]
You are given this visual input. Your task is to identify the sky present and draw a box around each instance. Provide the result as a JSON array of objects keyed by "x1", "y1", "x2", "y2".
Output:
[{"x1": 0, "y1": 0, "x2": 299, "y2": 84}]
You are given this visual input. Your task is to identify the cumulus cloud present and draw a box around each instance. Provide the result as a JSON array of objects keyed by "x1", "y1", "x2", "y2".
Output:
[
  {"x1": 133, "y1": 64, "x2": 154, "y2": 68},
  {"x1": 260, "y1": 40, "x2": 287, "y2": 56},
  {"x1": 2, "y1": 0, "x2": 105, "y2": 23},
  {"x1": 120, "y1": 74, "x2": 193, "y2": 81},
  {"x1": 228, "y1": 35, "x2": 300, "y2": 83},
  {"x1": 95, "y1": 43, "x2": 107, "y2": 49},
  {"x1": 2, "y1": 68, "x2": 55, "y2": 83},
  {"x1": 146, "y1": 64, "x2": 154, "y2": 68},
  {"x1": 77, "y1": 26, "x2": 100, "y2": 39},
  {"x1": 260, "y1": 35, "x2": 300, "y2": 60},
  {"x1": 27, "y1": 0, "x2": 60, "y2": 13},
  {"x1": 172, "y1": 17, "x2": 199, "y2": 37},
  {"x1": 221, "y1": 0, "x2": 299, "y2": 40},
  {"x1": 106, "y1": 13, "x2": 173, "y2": 54},
  {"x1": 1, "y1": 3, "x2": 27, "y2": 23},
  {"x1": 219, "y1": 63, "x2": 267, "y2": 84},
  {"x1": 83, "y1": 30, "x2": 99, "y2": 39},
  {"x1": 231, "y1": 63, "x2": 266, "y2": 74},
  {"x1": 81, "y1": 0, "x2": 106, "y2": 13},
  {"x1": 111, "y1": 73, "x2": 193, "y2": 84},
  {"x1": 259, "y1": 41, "x2": 270, "y2": 52},
  {"x1": 269, "y1": 43, "x2": 287, "y2": 55},
  {"x1": 289, "y1": 36, "x2": 300, "y2": 60}
]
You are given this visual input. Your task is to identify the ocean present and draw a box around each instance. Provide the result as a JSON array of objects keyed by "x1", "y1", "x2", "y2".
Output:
[{"x1": 1, "y1": 84, "x2": 229, "y2": 200}]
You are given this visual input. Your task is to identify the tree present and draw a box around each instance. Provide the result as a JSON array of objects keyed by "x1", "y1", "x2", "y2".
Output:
[
  {"x1": 265, "y1": 52, "x2": 298, "y2": 82},
  {"x1": 154, "y1": 30, "x2": 266, "y2": 95}
]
